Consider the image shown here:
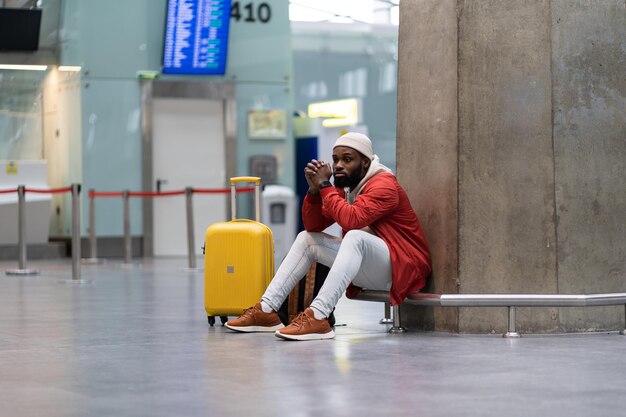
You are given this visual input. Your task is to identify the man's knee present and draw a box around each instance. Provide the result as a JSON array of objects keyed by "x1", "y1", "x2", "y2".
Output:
[
  {"x1": 295, "y1": 230, "x2": 314, "y2": 244},
  {"x1": 296, "y1": 230, "x2": 310, "y2": 238},
  {"x1": 341, "y1": 229, "x2": 369, "y2": 248},
  {"x1": 293, "y1": 230, "x2": 322, "y2": 252},
  {"x1": 343, "y1": 229, "x2": 369, "y2": 240}
]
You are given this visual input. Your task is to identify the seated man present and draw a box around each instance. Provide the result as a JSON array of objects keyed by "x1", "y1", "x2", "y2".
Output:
[{"x1": 225, "y1": 132, "x2": 431, "y2": 341}]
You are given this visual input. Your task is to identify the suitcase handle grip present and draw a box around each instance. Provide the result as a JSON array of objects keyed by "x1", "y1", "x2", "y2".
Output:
[
  {"x1": 230, "y1": 176, "x2": 261, "y2": 185},
  {"x1": 230, "y1": 177, "x2": 261, "y2": 221}
]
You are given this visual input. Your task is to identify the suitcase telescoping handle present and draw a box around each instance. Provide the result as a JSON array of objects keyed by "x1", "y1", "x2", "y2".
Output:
[{"x1": 230, "y1": 176, "x2": 261, "y2": 221}]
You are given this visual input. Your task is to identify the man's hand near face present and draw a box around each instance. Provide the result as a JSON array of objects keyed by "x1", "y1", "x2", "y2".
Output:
[{"x1": 304, "y1": 159, "x2": 333, "y2": 195}]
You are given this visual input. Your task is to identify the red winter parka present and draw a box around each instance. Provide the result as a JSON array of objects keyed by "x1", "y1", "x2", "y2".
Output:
[{"x1": 302, "y1": 172, "x2": 431, "y2": 305}]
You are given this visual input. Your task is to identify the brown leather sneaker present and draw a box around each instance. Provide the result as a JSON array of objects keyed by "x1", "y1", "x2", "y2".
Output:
[
  {"x1": 225, "y1": 303, "x2": 285, "y2": 333},
  {"x1": 275, "y1": 308, "x2": 335, "y2": 341}
]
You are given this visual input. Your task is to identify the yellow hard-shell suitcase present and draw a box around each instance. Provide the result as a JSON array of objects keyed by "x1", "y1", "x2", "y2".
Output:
[{"x1": 204, "y1": 177, "x2": 274, "y2": 326}]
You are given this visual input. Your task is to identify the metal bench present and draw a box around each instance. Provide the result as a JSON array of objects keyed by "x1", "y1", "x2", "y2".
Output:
[{"x1": 354, "y1": 290, "x2": 626, "y2": 338}]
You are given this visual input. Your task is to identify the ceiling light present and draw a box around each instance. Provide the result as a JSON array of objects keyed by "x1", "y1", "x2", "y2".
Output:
[
  {"x1": 59, "y1": 66, "x2": 82, "y2": 72},
  {"x1": 0, "y1": 64, "x2": 48, "y2": 71},
  {"x1": 308, "y1": 98, "x2": 361, "y2": 127}
]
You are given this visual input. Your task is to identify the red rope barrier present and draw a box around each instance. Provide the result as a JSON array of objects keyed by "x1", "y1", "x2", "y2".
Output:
[
  {"x1": 24, "y1": 186, "x2": 72, "y2": 194},
  {"x1": 128, "y1": 190, "x2": 186, "y2": 198},
  {"x1": 194, "y1": 187, "x2": 254, "y2": 194},
  {"x1": 3, "y1": 186, "x2": 255, "y2": 199},
  {"x1": 90, "y1": 191, "x2": 123, "y2": 198},
  {"x1": 88, "y1": 186, "x2": 255, "y2": 199}
]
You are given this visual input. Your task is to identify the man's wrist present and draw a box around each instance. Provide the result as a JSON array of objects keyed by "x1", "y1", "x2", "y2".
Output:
[{"x1": 319, "y1": 180, "x2": 332, "y2": 189}]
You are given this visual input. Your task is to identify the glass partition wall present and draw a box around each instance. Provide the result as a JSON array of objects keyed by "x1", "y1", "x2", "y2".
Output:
[
  {"x1": 0, "y1": 69, "x2": 45, "y2": 160},
  {"x1": 0, "y1": 66, "x2": 83, "y2": 237}
]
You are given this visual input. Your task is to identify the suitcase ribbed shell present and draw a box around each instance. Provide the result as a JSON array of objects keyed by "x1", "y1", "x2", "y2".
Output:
[{"x1": 204, "y1": 219, "x2": 274, "y2": 316}]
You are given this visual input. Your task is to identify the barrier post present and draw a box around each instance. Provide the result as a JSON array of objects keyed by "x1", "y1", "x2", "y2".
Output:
[
  {"x1": 185, "y1": 187, "x2": 197, "y2": 270},
  {"x1": 71, "y1": 184, "x2": 81, "y2": 280},
  {"x1": 620, "y1": 305, "x2": 626, "y2": 336},
  {"x1": 6, "y1": 185, "x2": 39, "y2": 276},
  {"x1": 379, "y1": 302, "x2": 393, "y2": 324},
  {"x1": 17, "y1": 185, "x2": 27, "y2": 270},
  {"x1": 123, "y1": 190, "x2": 132, "y2": 264},
  {"x1": 83, "y1": 188, "x2": 100, "y2": 263}
]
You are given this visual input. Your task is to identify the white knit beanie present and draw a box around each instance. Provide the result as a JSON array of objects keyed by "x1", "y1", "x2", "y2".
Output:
[{"x1": 333, "y1": 132, "x2": 374, "y2": 160}]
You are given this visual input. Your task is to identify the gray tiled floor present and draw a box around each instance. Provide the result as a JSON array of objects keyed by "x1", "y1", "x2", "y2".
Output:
[{"x1": 1, "y1": 258, "x2": 625, "y2": 417}]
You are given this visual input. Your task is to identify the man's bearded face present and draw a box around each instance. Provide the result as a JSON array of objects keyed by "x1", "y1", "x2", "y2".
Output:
[{"x1": 331, "y1": 146, "x2": 370, "y2": 189}]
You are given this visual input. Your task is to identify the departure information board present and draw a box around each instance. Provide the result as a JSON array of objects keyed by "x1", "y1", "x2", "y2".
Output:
[{"x1": 162, "y1": 0, "x2": 232, "y2": 75}]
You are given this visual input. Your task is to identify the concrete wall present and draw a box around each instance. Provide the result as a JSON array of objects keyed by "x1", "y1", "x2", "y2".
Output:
[
  {"x1": 457, "y1": 1, "x2": 558, "y2": 332},
  {"x1": 397, "y1": 0, "x2": 625, "y2": 333},
  {"x1": 396, "y1": 0, "x2": 459, "y2": 332},
  {"x1": 552, "y1": 0, "x2": 626, "y2": 331}
]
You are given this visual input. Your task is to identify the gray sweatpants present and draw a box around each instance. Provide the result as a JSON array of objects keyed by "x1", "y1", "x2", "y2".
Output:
[{"x1": 261, "y1": 230, "x2": 392, "y2": 318}]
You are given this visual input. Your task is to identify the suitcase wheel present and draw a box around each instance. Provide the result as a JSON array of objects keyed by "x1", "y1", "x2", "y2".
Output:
[
  {"x1": 208, "y1": 316, "x2": 216, "y2": 326},
  {"x1": 220, "y1": 316, "x2": 228, "y2": 325}
]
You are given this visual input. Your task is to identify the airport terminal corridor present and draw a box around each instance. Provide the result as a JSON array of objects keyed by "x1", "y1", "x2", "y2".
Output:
[
  {"x1": 1, "y1": 0, "x2": 624, "y2": 416},
  {"x1": 1, "y1": 258, "x2": 625, "y2": 417}
]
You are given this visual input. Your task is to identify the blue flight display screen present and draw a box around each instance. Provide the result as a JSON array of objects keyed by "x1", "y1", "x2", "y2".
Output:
[{"x1": 162, "y1": 0, "x2": 232, "y2": 75}]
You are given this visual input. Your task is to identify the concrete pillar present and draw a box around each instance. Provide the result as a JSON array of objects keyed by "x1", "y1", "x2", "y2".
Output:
[
  {"x1": 397, "y1": 0, "x2": 625, "y2": 333},
  {"x1": 551, "y1": 0, "x2": 626, "y2": 331},
  {"x1": 396, "y1": 0, "x2": 460, "y2": 332}
]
